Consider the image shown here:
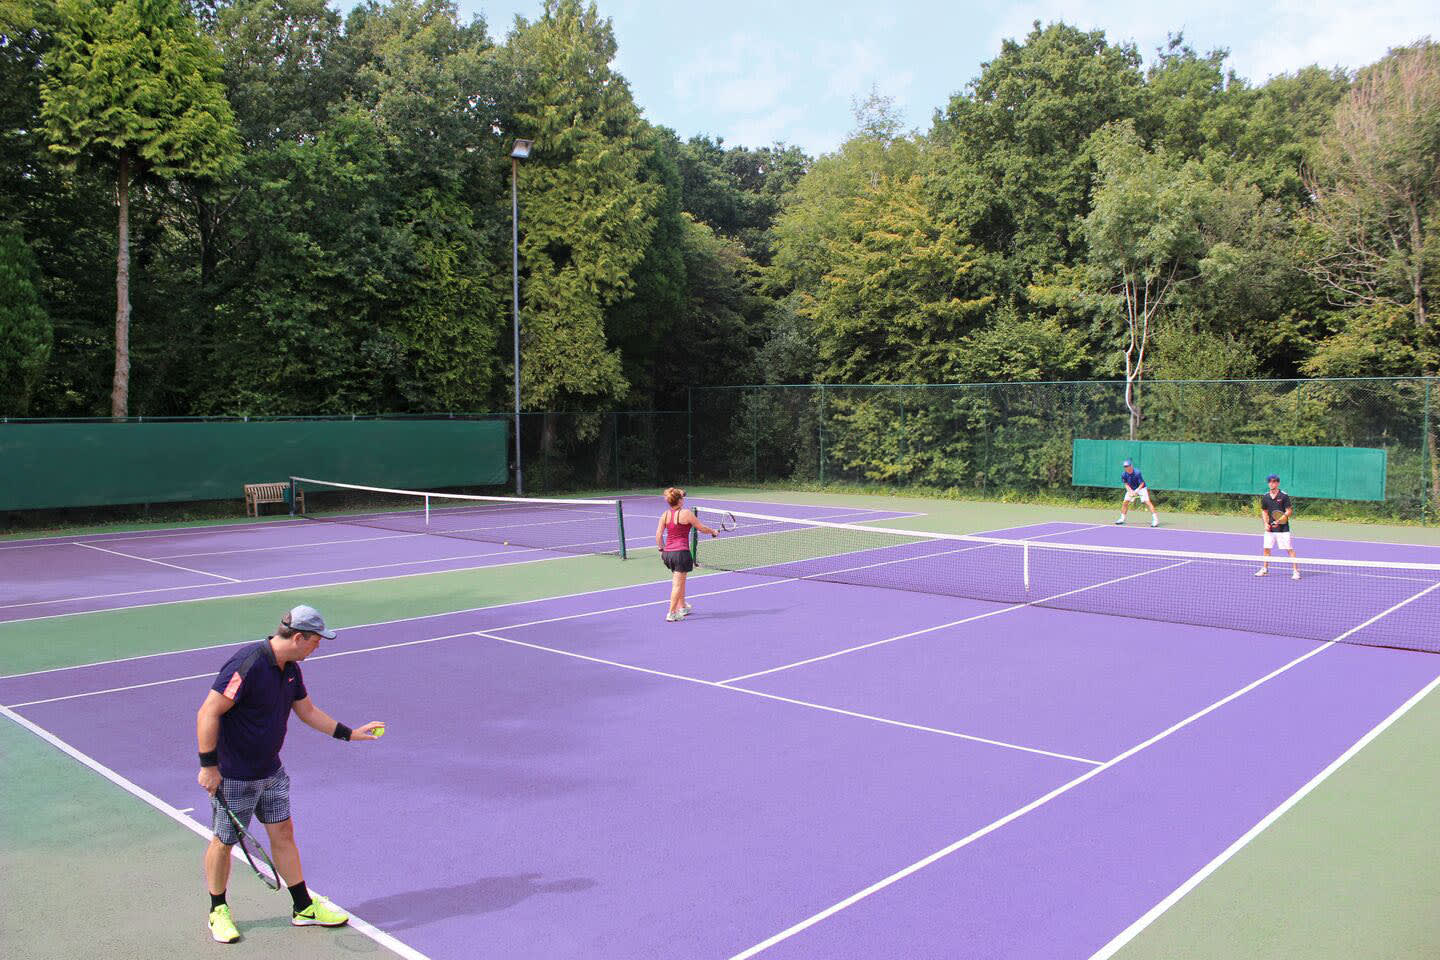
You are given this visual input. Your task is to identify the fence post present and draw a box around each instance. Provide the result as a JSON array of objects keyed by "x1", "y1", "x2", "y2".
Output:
[
  {"x1": 1424, "y1": 379, "x2": 1432, "y2": 525},
  {"x1": 611, "y1": 412, "x2": 620, "y2": 490},
  {"x1": 818, "y1": 384, "x2": 826, "y2": 485},
  {"x1": 751, "y1": 399, "x2": 759, "y2": 484},
  {"x1": 899, "y1": 396, "x2": 906, "y2": 475}
]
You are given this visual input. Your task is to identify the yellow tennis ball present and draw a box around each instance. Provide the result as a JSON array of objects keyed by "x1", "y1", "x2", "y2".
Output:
[{"x1": 373, "y1": 725, "x2": 385, "y2": 738}]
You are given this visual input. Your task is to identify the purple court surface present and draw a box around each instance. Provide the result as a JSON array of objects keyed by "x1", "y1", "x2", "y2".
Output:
[{"x1": 4, "y1": 504, "x2": 1440, "y2": 959}]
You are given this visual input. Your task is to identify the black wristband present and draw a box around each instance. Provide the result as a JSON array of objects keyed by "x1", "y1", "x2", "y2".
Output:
[
  {"x1": 199, "y1": 750, "x2": 219, "y2": 767},
  {"x1": 333, "y1": 722, "x2": 352, "y2": 741}
]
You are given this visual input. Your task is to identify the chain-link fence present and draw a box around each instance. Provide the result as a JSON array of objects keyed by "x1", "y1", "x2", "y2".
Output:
[
  {"x1": 516, "y1": 411, "x2": 689, "y2": 495},
  {"x1": 688, "y1": 379, "x2": 1439, "y2": 520}
]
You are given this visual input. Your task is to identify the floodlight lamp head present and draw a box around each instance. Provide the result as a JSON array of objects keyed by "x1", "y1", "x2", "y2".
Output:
[{"x1": 510, "y1": 139, "x2": 533, "y2": 160}]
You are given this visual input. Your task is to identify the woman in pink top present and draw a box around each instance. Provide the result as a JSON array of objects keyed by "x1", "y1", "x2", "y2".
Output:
[{"x1": 654, "y1": 487, "x2": 717, "y2": 622}]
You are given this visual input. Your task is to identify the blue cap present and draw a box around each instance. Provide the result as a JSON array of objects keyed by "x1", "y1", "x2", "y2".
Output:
[
  {"x1": 1122, "y1": 459, "x2": 1133, "y2": 467},
  {"x1": 1266, "y1": 474, "x2": 1280, "y2": 482},
  {"x1": 286, "y1": 604, "x2": 336, "y2": 638}
]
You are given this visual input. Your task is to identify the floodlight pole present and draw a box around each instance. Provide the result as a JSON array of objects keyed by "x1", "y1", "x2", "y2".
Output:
[{"x1": 510, "y1": 139, "x2": 533, "y2": 496}]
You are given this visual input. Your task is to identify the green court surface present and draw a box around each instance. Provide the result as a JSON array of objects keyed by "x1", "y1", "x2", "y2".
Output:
[{"x1": 4, "y1": 487, "x2": 1440, "y2": 959}]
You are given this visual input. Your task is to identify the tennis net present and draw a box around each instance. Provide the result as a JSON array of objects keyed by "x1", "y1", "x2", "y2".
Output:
[
  {"x1": 291, "y1": 477, "x2": 628, "y2": 558},
  {"x1": 691, "y1": 508, "x2": 1440, "y2": 653}
]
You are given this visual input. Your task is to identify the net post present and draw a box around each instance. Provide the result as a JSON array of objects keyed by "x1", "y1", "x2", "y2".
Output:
[
  {"x1": 688, "y1": 508, "x2": 700, "y2": 564},
  {"x1": 1022, "y1": 541, "x2": 1030, "y2": 592},
  {"x1": 288, "y1": 477, "x2": 298, "y2": 516},
  {"x1": 616, "y1": 500, "x2": 627, "y2": 559},
  {"x1": 424, "y1": 495, "x2": 431, "y2": 527}
]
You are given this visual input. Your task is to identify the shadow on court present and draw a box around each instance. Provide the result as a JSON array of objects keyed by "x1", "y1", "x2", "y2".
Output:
[{"x1": 351, "y1": 873, "x2": 598, "y2": 929}]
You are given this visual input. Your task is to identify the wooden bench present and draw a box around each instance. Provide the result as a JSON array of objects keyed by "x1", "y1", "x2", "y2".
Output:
[{"x1": 244, "y1": 482, "x2": 303, "y2": 517}]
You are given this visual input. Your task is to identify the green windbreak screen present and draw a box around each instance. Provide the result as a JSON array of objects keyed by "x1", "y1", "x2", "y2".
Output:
[
  {"x1": 1072, "y1": 439, "x2": 1386, "y2": 500},
  {"x1": 0, "y1": 419, "x2": 508, "y2": 510}
]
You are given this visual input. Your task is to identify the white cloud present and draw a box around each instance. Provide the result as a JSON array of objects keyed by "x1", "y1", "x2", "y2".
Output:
[
  {"x1": 988, "y1": 0, "x2": 1436, "y2": 84},
  {"x1": 1234, "y1": 0, "x2": 1435, "y2": 81}
]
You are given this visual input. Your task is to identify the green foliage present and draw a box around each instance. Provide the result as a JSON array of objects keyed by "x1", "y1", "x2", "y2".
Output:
[
  {"x1": 40, "y1": 0, "x2": 239, "y2": 177},
  {"x1": 506, "y1": 0, "x2": 657, "y2": 409},
  {"x1": 1305, "y1": 41, "x2": 1440, "y2": 357},
  {"x1": 933, "y1": 21, "x2": 1146, "y2": 281},
  {"x1": 0, "y1": 225, "x2": 51, "y2": 413},
  {"x1": 4, "y1": 3, "x2": 1437, "y2": 435},
  {"x1": 804, "y1": 173, "x2": 991, "y2": 383}
]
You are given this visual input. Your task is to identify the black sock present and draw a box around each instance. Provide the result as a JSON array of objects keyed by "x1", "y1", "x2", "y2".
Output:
[
  {"x1": 210, "y1": 891, "x2": 227, "y2": 911},
  {"x1": 288, "y1": 880, "x2": 312, "y2": 913}
]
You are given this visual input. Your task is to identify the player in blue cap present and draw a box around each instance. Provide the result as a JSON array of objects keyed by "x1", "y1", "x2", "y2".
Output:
[
  {"x1": 1115, "y1": 459, "x2": 1159, "y2": 527},
  {"x1": 196, "y1": 605, "x2": 386, "y2": 943}
]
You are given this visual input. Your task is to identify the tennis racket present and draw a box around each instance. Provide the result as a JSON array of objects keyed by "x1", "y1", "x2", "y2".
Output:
[
  {"x1": 717, "y1": 512, "x2": 738, "y2": 533},
  {"x1": 1269, "y1": 508, "x2": 1288, "y2": 527},
  {"x1": 214, "y1": 786, "x2": 283, "y2": 891}
]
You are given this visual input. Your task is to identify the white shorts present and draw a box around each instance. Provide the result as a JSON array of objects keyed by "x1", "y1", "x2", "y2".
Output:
[
  {"x1": 1123, "y1": 486, "x2": 1151, "y2": 505},
  {"x1": 1263, "y1": 532, "x2": 1293, "y2": 551}
]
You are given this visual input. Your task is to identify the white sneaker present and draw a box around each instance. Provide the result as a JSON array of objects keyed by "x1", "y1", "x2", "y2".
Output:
[
  {"x1": 1291, "y1": 570, "x2": 1301, "y2": 581},
  {"x1": 1150, "y1": 515, "x2": 1159, "y2": 527},
  {"x1": 1254, "y1": 567, "x2": 1268, "y2": 577},
  {"x1": 1114, "y1": 517, "x2": 1125, "y2": 525},
  {"x1": 665, "y1": 612, "x2": 682, "y2": 622},
  {"x1": 681, "y1": 605, "x2": 692, "y2": 616}
]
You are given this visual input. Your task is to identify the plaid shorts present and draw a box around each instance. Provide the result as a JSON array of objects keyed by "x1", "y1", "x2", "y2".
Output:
[{"x1": 211, "y1": 766, "x2": 291, "y2": 845}]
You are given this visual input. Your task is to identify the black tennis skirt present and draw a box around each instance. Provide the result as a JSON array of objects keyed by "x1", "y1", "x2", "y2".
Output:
[{"x1": 661, "y1": 549, "x2": 694, "y2": 573}]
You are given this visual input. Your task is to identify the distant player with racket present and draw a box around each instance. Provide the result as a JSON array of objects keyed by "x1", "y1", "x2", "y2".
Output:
[
  {"x1": 655, "y1": 487, "x2": 718, "y2": 622},
  {"x1": 1256, "y1": 473, "x2": 1300, "y2": 580},
  {"x1": 196, "y1": 605, "x2": 385, "y2": 943},
  {"x1": 1115, "y1": 459, "x2": 1159, "y2": 527}
]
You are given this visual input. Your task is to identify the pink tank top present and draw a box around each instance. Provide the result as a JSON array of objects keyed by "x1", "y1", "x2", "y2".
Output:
[{"x1": 662, "y1": 509, "x2": 690, "y2": 552}]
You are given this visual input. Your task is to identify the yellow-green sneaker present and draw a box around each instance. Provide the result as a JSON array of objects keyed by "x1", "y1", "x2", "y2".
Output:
[
  {"x1": 291, "y1": 894, "x2": 349, "y2": 927},
  {"x1": 209, "y1": 904, "x2": 240, "y2": 943}
]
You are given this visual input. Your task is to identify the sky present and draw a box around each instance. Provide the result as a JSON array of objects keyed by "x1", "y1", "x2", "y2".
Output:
[{"x1": 450, "y1": 0, "x2": 1435, "y2": 155}]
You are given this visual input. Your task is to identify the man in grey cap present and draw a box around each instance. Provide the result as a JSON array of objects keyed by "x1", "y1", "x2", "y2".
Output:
[{"x1": 196, "y1": 605, "x2": 385, "y2": 943}]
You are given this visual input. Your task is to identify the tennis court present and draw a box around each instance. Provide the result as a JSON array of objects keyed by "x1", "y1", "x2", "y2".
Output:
[{"x1": 4, "y1": 491, "x2": 1440, "y2": 959}]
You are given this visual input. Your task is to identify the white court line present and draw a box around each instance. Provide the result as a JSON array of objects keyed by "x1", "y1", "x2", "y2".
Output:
[
  {"x1": 0, "y1": 704, "x2": 430, "y2": 960},
  {"x1": 721, "y1": 559, "x2": 1192, "y2": 685},
  {"x1": 3, "y1": 526, "x2": 1101, "y2": 701},
  {"x1": 0, "y1": 517, "x2": 1056, "y2": 675},
  {"x1": 726, "y1": 579, "x2": 1440, "y2": 959},
  {"x1": 1089, "y1": 664, "x2": 1440, "y2": 959},
  {"x1": 4, "y1": 508, "x2": 895, "y2": 616},
  {"x1": 1118, "y1": 523, "x2": 1440, "y2": 554},
  {"x1": 5, "y1": 566, "x2": 920, "y2": 704},
  {"x1": 0, "y1": 516, "x2": 310, "y2": 550},
  {"x1": 1085, "y1": 577, "x2": 1440, "y2": 958},
  {"x1": 75, "y1": 542, "x2": 242, "y2": 583},
  {"x1": 475, "y1": 631, "x2": 1100, "y2": 765}
]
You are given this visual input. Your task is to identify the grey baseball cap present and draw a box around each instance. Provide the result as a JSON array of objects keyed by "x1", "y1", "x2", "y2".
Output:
[
  {"x1": 1122, "y1": 459, "x2": 1133, "y2": 467},
  {"x1": 286, "y1": 604, "x2": 336, "y2": 638}
]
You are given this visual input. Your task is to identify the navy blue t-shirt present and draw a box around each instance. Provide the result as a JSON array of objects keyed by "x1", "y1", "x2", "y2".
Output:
[
  {"x1": 210, "y1": 640, "x2": 307, "y2": 780},
  {"x1": 1121, "y1": 469, "x2": 1146, "y2": 490}
]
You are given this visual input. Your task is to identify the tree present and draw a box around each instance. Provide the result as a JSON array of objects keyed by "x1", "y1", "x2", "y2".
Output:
[
  {"x1": 805, "y1": 173, "x2": 991, "y2": 383},
  {"x1": 932, "y1": 22, "x2": 1146, "y2": 286},
  {"x1": 1305, "y1": 41, "x2": 1440, "y2": 336},
  {"x1": 1082, "y1": 121, "x2": 1217, "y2": 437},
  {"x1": 40, "y1": 0, "x2": 238, "y2": 416},
  {"x1": 504, "y1": 0, "x2": 659, "y2": 412},
  {"x1": 0, "y1": 226, "x2": 51, "y2": 414}
]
